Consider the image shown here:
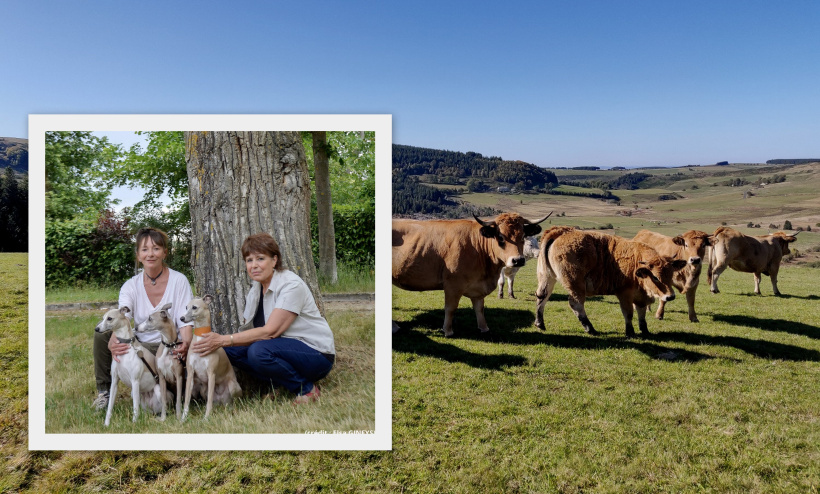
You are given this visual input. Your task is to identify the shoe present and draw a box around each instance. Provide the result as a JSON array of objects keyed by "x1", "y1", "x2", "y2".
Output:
[
  {"x1": 293, "y1": 385, "x2": 320, "y2": 404},
  {"x1": 92, "y1": 392, "x2": 109, "y2": 410}
]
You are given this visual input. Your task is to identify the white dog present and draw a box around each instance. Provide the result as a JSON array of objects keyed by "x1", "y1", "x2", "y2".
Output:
[{"x1": 95, "y1": 307, "x2": 169, "y2": 426}]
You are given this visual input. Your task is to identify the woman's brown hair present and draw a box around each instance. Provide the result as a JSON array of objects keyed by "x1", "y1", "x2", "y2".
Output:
[
  {"x1": 135, "y1": 227, "x2": 170, "y2": 263},
  {"x1": 241, "y1": 233, "x2": 284, "y2": 271}
]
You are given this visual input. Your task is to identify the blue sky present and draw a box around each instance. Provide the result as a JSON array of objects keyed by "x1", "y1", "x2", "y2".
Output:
[{"x1": 5, "y1": 1, "x2": 819, "y2": 167}]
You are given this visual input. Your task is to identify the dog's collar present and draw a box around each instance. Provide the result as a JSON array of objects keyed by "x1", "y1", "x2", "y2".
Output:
[
  {"x1": 161, "y1": 338, "x2": 181, "y2": 349},
  {"x1": 116, "y1": 337, "x2": 135, "y2": 344},
  {"x1": 193, "y1": 326, "x2": 212, "y2": 336}
]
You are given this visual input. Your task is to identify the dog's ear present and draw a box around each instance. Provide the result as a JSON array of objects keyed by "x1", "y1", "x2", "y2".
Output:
[
  {"x1": 161, "y1": 303, "x2": 172, "y2": 311},
  {"x1": 119, "y1": 306, "x2": 131, "y2": 317},
  {"x1": 202, "y1": 294, "x2": 214, "y2": 305}
]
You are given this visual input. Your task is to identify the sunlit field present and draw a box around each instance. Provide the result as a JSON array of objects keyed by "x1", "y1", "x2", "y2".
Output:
[{"x1": 392, "y1": 263, "x2": 820, "y2": 492}]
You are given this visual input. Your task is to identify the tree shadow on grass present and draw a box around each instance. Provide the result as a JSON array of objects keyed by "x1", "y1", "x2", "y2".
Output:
[{"x1": 712, "y1": 313, "x2": 820, "y2": 340}]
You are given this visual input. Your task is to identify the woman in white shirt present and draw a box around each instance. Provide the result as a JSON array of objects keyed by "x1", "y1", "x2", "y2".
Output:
[
  {"x1": 191, "y1": 233, "x2": 335, "y2": 404},
  {"x1": 91, "y1": 227, "x2": 194, "y2": 410}
]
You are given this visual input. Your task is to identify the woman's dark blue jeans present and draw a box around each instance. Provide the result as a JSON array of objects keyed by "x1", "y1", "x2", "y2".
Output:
[{"x1": 223, "y1": 337, "x2": 333, "y2": 395}]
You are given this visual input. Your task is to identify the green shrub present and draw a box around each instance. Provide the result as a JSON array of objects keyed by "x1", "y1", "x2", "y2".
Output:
[
  {"x1": 46, "y1": 212, "x2": 134, "y2": 287},
  {"x1": 311, "y1": 203, "x2": 375, "y2": 268}
]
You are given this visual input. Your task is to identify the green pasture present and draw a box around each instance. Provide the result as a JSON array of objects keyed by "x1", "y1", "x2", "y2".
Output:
[
  {"x1": 0, "y1": 253, "x2": 29, "y2": 492},
  {"x1": 392, "y1": 263, "x2": 820, "y2": 492}
]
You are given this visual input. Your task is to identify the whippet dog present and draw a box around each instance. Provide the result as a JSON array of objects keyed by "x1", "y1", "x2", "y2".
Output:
[
  {"x1": 180, "y1": 295, "x2": 241, "y2": 421},
  {"x1": 135, "y1": 303, "x2": 184, "y2": 421},
  {"x1": 95, "y1": 307, "x2": 169, "y2": 426}
]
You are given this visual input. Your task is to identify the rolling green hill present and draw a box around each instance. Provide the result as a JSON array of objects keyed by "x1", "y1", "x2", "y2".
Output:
[{"x1": 393, "y1": 146, "x2": 820, "y2": 263}]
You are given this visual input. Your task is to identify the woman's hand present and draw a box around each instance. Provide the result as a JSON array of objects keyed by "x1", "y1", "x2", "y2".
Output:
[
  {"x1": 108, "y1": 334, "x2": 131, "y2": 363},
  {"x1": 190, "y1": 333, "x2": 226, "y2": 357},
  {"x1": 173, "y1": 340, "x2": 190, "y2": 360}
]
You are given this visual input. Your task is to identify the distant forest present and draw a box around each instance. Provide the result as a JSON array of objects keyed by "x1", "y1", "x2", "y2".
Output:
[
  {"x1": 0, "y1": 138, "x2": 28, "y2": 251},
  {"x1": 393, "y1": 144, "x2": 560, "y2": 216},
  {"x1": 0, "y1": 138, "x2": 28, "y2": 173},
  {"x1": 392, "y1": 144, "x2": 630, "y2": 216},
  {"x1": 393, "y1": 145, "x2": 558, "y2": 189},
  {"x1": 766, "y1": 159, "x2": 820, "y2": 165}
]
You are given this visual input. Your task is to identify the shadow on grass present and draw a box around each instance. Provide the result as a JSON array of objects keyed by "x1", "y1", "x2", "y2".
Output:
[
  {"x1": 650, "y1": 331, "x2": 820, "y2": 361},
  {"x1": 394, "y1": 307, "x2": 714, "y2": 365},
  {"x1": 733, "y1": 292, "x2": 820, "y2": 300},
  {"x1": 712, "y1": 313, "x2": 820, "y2": 340},
  {"x1": 392, "y1": 329, "x2": 528, "y2": 370}
]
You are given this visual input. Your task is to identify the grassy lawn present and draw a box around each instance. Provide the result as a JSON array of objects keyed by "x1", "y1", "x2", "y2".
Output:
[
  {"x1": 392, "y1": 262, "x2": 820, "y2": 492},
  {"x1": 44, "y1": 307, "x2": 374, "y2": 434},
  {"x1": 3, "y1": 253, "x2": 384, "y2": 492},
  {"x1": 0, "y1": 253, "x2": 28, "y2": 492}
]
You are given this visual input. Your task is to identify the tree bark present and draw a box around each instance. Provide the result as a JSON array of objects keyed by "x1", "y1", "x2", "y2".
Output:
[
  {"x1": 311, "y1": 131, "x2": 337, "y2": 283},
  {"x1": 185, "y1": 131, "x2": 324, "y2": 334}
]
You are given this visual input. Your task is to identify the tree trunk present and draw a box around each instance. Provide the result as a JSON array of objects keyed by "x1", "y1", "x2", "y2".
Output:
[
  {"x1": 185, "y1": 131, "x2": 324, "y2": 334},
  {"x1": 311, "y1": 131, "x2": 337, "y2": 283}
]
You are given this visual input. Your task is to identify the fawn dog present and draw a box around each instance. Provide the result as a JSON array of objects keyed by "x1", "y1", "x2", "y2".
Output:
[
  {"x1": 95, "y1": 307, "x2": 169, "y2": 426},
  {"x1": 179, "y1": 295, "x2": 241, "y2": 421},
  {"x1": 135, "y1": 303, "x2": 184, "y2": 421}
]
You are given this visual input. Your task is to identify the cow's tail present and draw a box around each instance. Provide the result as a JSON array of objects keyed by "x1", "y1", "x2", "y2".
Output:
[
  {"x1": 705, "y1": 244, "x2": 713, "y2": 283},
  {"x1": 536, "y1": 227, "x2": 571, "y2": 299},
  {"x1": 706, "y1": 228, "x2": 724, "y2": 284}
]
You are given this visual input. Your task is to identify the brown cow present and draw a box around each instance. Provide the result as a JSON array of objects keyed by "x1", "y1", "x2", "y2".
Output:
[
  {"x1": 534, "y1": 227, "x2": 688, "y2": 337},
  {"x1": 633, "y1": 229, "x2": 713, "y2": 322},
  {"x1": 707, "y1": 227, "x2": 798, "y2": 295},
  {"x1": 393, "y1": 212, "x2": 551, "y2": 337}
]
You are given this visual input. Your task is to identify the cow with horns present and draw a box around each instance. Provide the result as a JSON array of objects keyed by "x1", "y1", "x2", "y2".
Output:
[{"x1": 392, "y1": 212, "x2": 552, "y2": 337}]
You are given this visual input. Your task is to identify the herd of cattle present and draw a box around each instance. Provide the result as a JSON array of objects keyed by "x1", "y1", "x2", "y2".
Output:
[{"x1": 392, "y1": 212, "x2": 799, "y2": 337}]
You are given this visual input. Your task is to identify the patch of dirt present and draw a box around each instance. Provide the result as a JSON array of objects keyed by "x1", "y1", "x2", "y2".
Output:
[{"x1": 325, "y1": 299, "x2": 374, "y2": 313}]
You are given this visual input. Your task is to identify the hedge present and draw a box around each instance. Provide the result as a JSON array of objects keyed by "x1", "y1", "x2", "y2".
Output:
[
  {"x1": 311, "y1": 203, "x2": 375, "y2": 267},
  {"x1": 46, "y1": 216, "x2": 134, "y2": 287}
]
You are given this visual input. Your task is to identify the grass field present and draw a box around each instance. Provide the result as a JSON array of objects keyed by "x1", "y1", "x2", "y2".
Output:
[
  {"x1": 5, "y1": 162, "x2": 820, "y2": 491},
  {"x1": 392, "y1": 262, "x2": 820, "y2": 492},
  {"x1": 44, "y1": 307, "x2": 374, "y2": 434}
]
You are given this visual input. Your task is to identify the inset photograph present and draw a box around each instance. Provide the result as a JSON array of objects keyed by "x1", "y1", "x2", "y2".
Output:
[{"x1": 30, "y1": 115, "x2": 391, "y2": 450}]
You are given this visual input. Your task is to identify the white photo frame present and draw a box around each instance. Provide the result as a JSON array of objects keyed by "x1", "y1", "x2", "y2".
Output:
[{"x1": 29, "y1": 114, "x2": 392, "y2": 451}]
